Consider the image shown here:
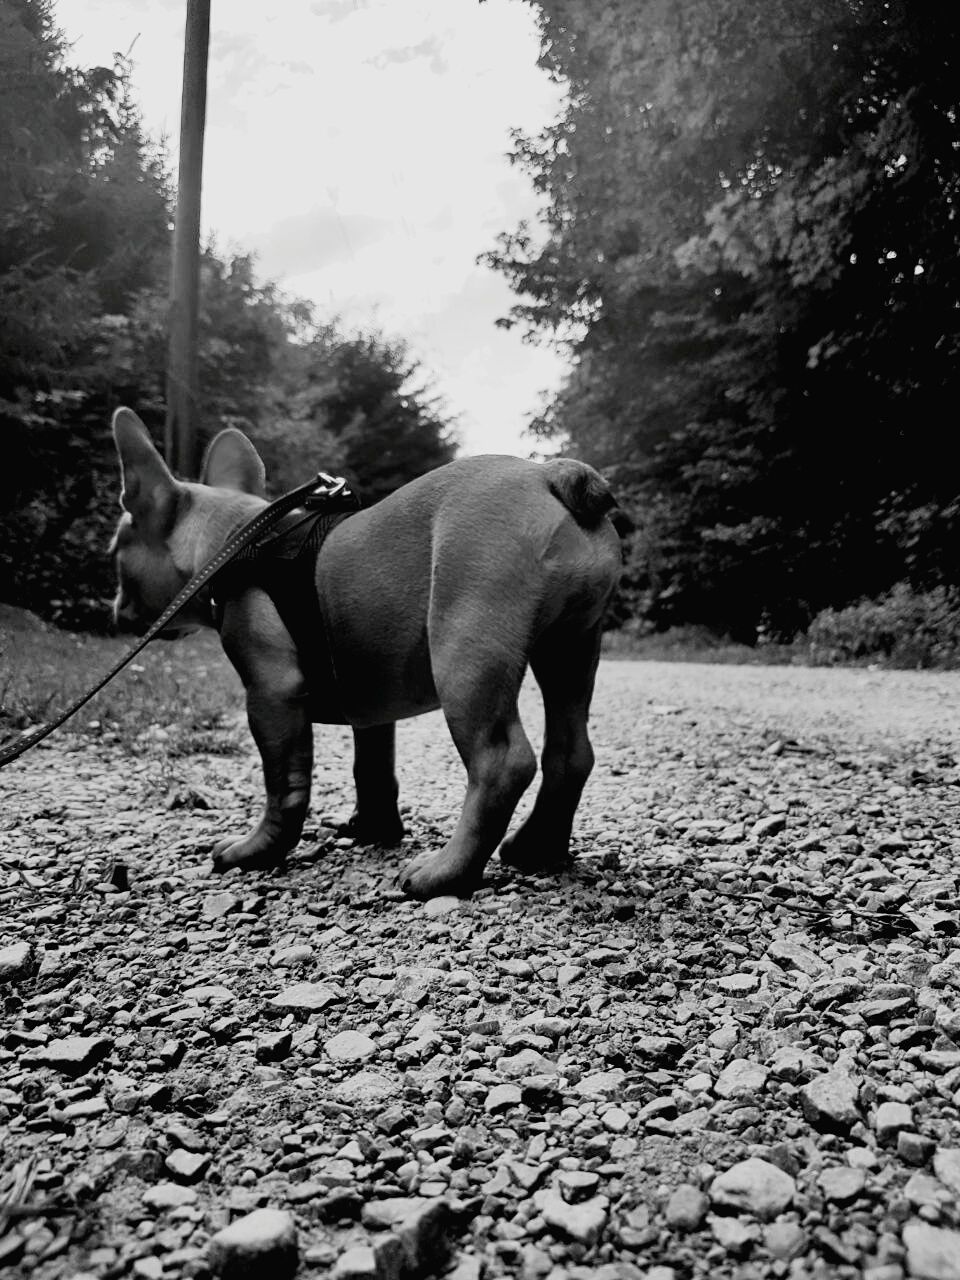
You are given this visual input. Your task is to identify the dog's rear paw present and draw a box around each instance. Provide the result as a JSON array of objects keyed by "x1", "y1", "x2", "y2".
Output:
[
  {"x1": 337, "y1": 810, "x2": 406, "y2": 847},
  {"x1": 499, "y1": 827, "x2": 573, "y2": 874}
]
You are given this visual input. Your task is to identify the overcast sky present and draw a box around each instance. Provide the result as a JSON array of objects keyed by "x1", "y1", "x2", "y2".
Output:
[{"x1": 54, "y1": 0, "x2": 565, "y2": 457}]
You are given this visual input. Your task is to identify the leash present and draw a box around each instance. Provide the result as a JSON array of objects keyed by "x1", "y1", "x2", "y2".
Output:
[{"x1": 0, "y1": 472, "x2": 355, "y2": 770}]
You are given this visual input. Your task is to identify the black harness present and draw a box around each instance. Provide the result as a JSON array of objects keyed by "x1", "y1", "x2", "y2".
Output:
[{"x1": 210, "y1": 485, "x2": 361, "y2": 710}]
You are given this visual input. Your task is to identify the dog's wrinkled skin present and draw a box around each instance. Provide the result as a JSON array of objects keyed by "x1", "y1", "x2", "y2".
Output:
[{"x1": 110, "y1": 407, "x2": 622, "y2": 899}]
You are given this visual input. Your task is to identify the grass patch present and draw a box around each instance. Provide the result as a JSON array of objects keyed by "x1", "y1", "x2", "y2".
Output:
[
  {"x1": 0, "y1": 606, "x2": 245, "y2": 755},
  {"x1": 602, "y1": 622, "x2": 807, "y2": 665}
]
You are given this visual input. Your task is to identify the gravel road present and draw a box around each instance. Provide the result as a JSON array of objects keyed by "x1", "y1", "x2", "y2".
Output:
[{"x1": 2, "y1": 658, "x2": 960, "y2": 1280}]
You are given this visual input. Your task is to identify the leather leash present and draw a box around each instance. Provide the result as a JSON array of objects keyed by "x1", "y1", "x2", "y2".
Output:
[{"x1": 0, "y1": 472, "x2": 354, "y2": 770}]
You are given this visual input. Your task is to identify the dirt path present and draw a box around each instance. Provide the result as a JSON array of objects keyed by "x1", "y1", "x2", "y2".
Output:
[{"x1": 2, "y1": 659, "x2": 960, "y2": 1279}]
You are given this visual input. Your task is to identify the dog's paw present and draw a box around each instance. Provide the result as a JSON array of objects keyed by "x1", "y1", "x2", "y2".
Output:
[
  {"x1": 337, "y1": 811, "x2": 406, "y2": 847},
  {"x1": 399, "y1": 848, "x2": 482, "y2": 901},
  {"x1": 211, "y1": 834, "x2": 288, "y2": 873},
  {"x1": 499, "y1": 827, "x2": 573, "y2": 873}
]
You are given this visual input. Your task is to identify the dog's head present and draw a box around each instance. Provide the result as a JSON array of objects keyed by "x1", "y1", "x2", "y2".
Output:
[{"x1": 110, "y1": 407, "x2": 266, "y2": 637}]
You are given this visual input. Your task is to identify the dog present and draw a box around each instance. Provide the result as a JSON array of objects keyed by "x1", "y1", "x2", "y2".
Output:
[{"x1": 110, "y1": 407, "x2": 622, "y2": 899}]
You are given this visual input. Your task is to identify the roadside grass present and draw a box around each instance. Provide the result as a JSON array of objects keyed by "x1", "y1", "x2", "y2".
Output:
[
  {"x1": 0, "y1": 607, "x2": 244, "y2": 756},
  {"x1": 602, "y1": 623, "x2": 808, "y2": 666}
]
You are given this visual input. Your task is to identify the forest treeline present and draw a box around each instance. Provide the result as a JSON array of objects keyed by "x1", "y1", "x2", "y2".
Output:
[
  {"x1": 0, "y1": 0, "x2": 455, "y2": 629},
  {"x1": 488, "y1": 0, "x2": 960, "y2": 650}
]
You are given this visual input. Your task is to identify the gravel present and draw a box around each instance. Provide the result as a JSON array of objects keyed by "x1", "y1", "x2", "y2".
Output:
[{"x1": 2, "y1": 656, "x2": 960, "y2": 1278}]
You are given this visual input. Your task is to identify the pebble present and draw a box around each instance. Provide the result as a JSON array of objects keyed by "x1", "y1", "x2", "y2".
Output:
[
  {"x1": 876, "y1": 1101, "x2": 913, "y2": 1144},
  {"x1": 24, "y1": 1034, "x2": 113, "y2": 1074},
  {"x1": 819, "y1": 1166, "x2": 866, "y2": 1204},
  {"x1": 714, "y1": 1058, "x2": 769, "y2": 1100},
  {"x1": 710, "y1": 1158, "x2": 796, "y2": 1220},
  {"x1": 535, "y1": 1189, "x2": 608, "y2": 1244},
  {"x1": 325, "y1": 1031, "x2": 377, "y2": 1063},
  {"x1": 932, "y1": 1149, "x2": 960, "y2": 1195},
  {"x1": 558, "y1": 1170, "x2": 600, "y2": 1204},
  {"x1": 270, "y1": 982, "x2": 344, "y2": 1011},
  {"x1": 0, "y1": 941, "x2": 36, "y2": 982},
  {"x1": 208, "y1": 1208, "x2": 298, "y2": 1279},
  {"x1": 665, "y1": 1184, "x2": 709, "y2": 1232},
  {"x1": 484, "y1": 1083, "x2": 522, "y2": 1112},
  {"x1": 800, "y1": 1066, "x2": 861, "y2": 1129}
]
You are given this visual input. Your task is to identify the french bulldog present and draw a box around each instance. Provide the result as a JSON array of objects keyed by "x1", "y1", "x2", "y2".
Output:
[{"x1": 110, "y1": 406, "x2": 622, "y2": 899}]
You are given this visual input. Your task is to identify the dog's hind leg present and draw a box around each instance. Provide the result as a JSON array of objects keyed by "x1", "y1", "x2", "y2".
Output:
[
  {"x1": 399, "y1": 645, "x2": 536, "y2": 899},
  {"x1": 499, "y1": 624, "x2": 602, "y2": 873},
  {"x1": 338, "y1": 724, "x2": 405, "y2": 846}
]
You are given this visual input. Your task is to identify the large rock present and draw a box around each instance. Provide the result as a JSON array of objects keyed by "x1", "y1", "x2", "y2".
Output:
[
  {"x1": 710, "y1": 1158, "x2": 795, "y2": 1220},
  {"x1": 208, "y1": 1209, "x2": 298, "y2": 1279}
]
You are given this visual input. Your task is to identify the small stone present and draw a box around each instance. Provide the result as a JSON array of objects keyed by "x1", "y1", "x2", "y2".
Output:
[
  {"x1": 165, "y1": 1149, "x2": 209, "y2": 1184},
  {"x1": 423, "y1": 895, "x2": 460, "y2": 917},
  {"x1": 482, "y1": 1082, "x2": 520, "y2": 1113},
  {"x1": 333, "y1": 1072, "x2": 396, "y2": 1106},
  {"x1": 933, "y1": 1149, "x2": 960, "y2": 1196},
  {"x1": 332, "y1": 1245, "x2": 378, "y2": 1280},
  {"x1": 25, "y1": 1035, "x2": 113, "y2": 1075},
  {"x1": 899, "y1": 1133, "x2": 936, "y2": 1166},
  {"x1": 325, "y1": 1031, "x2": 377, "y2": 1063},
  {"x1": 709, "y1": 1214, "x2": 759, "y2": 1253},
  {"x1": 558, "y1": 1170, "x2": 600, "y2": 1204},
  {"x1": 535, "y1": 1189, "x2": 608, "y2": 1244},
  {"x1": 203, "y1": 891, "x2": 239, "y2": 919},
  {"x1": 557, "y1": 964, "x2": 584, "y2": 985},
  {"x1": 602, "y1": 1106, "x2": 631, "y2": 1132},
  {"x1": 270, "y1": 982, "x2": 343, "y2": 1012},
  {"x1": 255, "y1": 1030, "x2": 292, "y2": 1063},
  {"x1": 752, "y1": 815, "x2": 787, "y2": 839},
  {"x1": 876, "y1": 1101, "x2": 913, "y2": 1144},
  {"x1": 142, "y1": 1183, "x2": 198, "y2": 1210},
  {"x1": 718, "y1": 972, "x2": 760, "y2": 995},
  {"x1": 904, "y1": 1173, "x2": 952, "y2": 1209},
  {"x1": 0, "y1": 941, "x2": 36, "y2": 982},
  {"x1": 714, "y1": 1059, "x2": 769, "y2": 1100},
  {"x1": 573, "y1": 1069, "x2": 625, "y2": 1098},
  {"x1": 208, "y1": 1208, "x2": 298, "y2": 1279},
  {"x1": 800, "y1": 1066, "x2": 861, "y2": 1129},
  {"x1": 665, "y1": 1184, "x2": 709, "y2": 1232},
  {"x1": 764, "y1": 1222, "x2": 807, "y2": 1260},
  {"x1": 710, "y1": 1158, "x2": 796, "y2": 1220},
  {"x1": 766, "y1": 939, "x2": 824, "y2": 976},
  {"x1": 496, "y1": 1048, "x2": 556, "y2": 1079},
  {"x1": 903, "y1": 1220, "x2": 960, "y2": 1280},
  {"x1": 819, "y1": 1166, "x2": 866, "y2": 1204},
  {"x1": 272, "y1": 945, "x2": 314, "y2": 967}
]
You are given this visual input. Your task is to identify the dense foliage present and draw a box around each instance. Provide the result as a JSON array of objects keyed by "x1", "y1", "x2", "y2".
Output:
[
  {"x1": 0, "y1": 0, "x2": 455, "y2": 629},
  {"x1": 488, "y1": 0, "x2": 960, "y2": 639}
]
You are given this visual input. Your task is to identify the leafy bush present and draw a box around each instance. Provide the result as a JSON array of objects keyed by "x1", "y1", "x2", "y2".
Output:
[{"x1": 807, "y1": 583, "x2": 960, "y2": 669}]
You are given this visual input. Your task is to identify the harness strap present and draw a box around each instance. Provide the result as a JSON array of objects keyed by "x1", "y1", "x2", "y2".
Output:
[{"x1": 0, "y1": 472, "x2": 357, "y2": 769}]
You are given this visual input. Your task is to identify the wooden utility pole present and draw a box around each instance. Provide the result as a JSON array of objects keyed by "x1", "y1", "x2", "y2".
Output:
[{"x1": 165, "y1": 0, "x2": 211, "y2": 477}]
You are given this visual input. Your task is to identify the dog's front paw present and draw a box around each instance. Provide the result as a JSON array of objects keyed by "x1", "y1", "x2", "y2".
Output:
[
  {"x1": 211, "y1": 832, "x2": 289, "y2": 873},
  {"x1": 399, "y1": 845, "x2": 483, "y2": 901}
]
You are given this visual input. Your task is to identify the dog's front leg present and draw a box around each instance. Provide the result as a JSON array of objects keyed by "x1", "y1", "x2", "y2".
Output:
[{"x1": 213, "y1": 595, "x2": 313, "y2": 872}]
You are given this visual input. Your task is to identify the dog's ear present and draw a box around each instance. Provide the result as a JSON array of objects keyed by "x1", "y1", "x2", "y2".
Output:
[
  {"x1": 112, "y1": 408, "x2": 178, "y2": 523},
  {"x1": 200, "y1": 428, "x2": 266, "y2": 497}
]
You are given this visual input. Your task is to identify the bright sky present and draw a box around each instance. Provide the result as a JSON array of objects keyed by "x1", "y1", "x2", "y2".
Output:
[{"x1": 54, "y1": 0, "x2": 565, "y2": 457}]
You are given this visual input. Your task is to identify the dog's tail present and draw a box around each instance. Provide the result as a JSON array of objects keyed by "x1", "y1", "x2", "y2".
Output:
[{"x1": 542, "y1": 458, "x2": 634, "y2": 534}]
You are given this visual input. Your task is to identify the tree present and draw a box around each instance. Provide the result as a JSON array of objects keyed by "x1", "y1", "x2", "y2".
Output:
[{"x1": 488, "y1": 1, "x2": 960, "y2": 637}]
